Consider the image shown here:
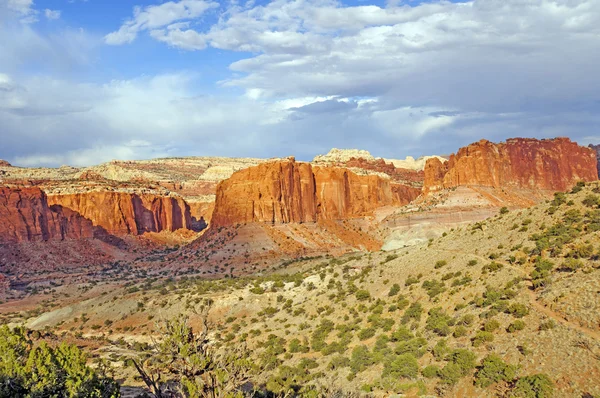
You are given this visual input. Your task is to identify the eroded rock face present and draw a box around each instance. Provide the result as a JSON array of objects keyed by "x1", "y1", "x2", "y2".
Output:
[
  {"x1": 46, "y1": 192, "x2": 195, "y2": 235},
  {"x1": 424, "y1": 138, "x2": 598, "y2": 193},
  {"x1": 0, "y1": 187, "x2": 94, "y2": 242},
  {"x1": 211, "y1": 159, "x2": 421, "y2": 228},
  {"x1": 589, "y1": 144, "x2": 600, "y2": 176}
]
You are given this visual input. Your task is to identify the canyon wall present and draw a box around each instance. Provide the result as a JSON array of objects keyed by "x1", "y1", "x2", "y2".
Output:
[
  {"x1": 424, "y1": 138, "x2": 598, "y2": 193},
  {"x1": 211, "y1": 159, "x2": 420, "y2": 228},
  {"x1": 0, "y1": 187, "x2": 94, "y2": 242},
  {"x1": 46, "y1": 192, "x2": 194, "y2": 236}
]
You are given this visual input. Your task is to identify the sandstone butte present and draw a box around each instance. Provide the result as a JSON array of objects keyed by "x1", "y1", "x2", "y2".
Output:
[
  {"x1": 46, "y1": 191, "x2": 195, "y2": 236},
  {"x1": 0, "y1": 186, "x2": 94, "y2": 242},
  {"x1": 210, "y1": 158, "x2": 421, "y2": 228},
  {"x1": 423, "y1": 137, "x2": 599, "y2": 194}
]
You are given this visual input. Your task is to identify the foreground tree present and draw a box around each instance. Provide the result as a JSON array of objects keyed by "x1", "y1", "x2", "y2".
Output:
[
  {"x1": 0, "y1": 325, "x2": 120, "y2": 398},
  {"x1": 130, "y1": 301, "x2": 256, "y2": 398}
]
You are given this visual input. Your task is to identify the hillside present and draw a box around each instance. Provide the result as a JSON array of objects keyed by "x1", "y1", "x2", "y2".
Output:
[{"x1": 3, "y1": 182, "x2": 599, "y2": 397}]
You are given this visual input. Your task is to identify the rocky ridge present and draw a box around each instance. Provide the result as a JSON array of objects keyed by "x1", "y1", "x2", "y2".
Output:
[
  {"x1": 210, "y1": 158, "x2": 421, "y2": 228},
  {"x1": 0, "y1": 187, "x2": 94, "y2": 242},
  {"x1": 424, "y1": 137, "x2": 598, "y2": 193}
]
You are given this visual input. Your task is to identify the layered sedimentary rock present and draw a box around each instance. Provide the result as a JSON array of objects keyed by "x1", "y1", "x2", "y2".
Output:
[
  {"x1": 211, "y1": 159, "x2": 421, "y2": 228},
  {"x1": 589, "y1": 144, "x2": 600, "y2": 176},
  {"x1": 46, "y1": 192, "x2": 194, "y2": 235},
  {"x1": 0, "y1": 187, "x2": 94, "y2": 242},
  {"x1": 424, "y1": 138, "x2": 598, "y2": 193}
]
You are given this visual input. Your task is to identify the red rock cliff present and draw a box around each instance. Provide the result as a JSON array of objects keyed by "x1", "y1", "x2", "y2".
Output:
[
  {"x1": 211, "y1": 159, "x2": 420, "y2": 228},
  {"x1": 46, "y1": 192, "x2": 194, "y2": 235},
  {"x1": 0, "y1": 187, "x2": 94, "y2": 242},
  {"x1": 424, "y1": 138, "x2": 598, "y2": 193},
  {"x1": 589, "y1": 144, "x2": 600, "y2": 176}
]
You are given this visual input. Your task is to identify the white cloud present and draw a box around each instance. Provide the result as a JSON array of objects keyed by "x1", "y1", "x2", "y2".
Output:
[
  {"x1": 44, "y1": 9, "x2": 61, "y2": 20},
  {"x1": 5, "y1": 0, "x2": 34, "y2": 14},
  {"x1": 2, "y1": 0, "x2": 600, "y2": 166},
  {"x1": 104, "y1": 0, "x2": 218, "y2": 45}
]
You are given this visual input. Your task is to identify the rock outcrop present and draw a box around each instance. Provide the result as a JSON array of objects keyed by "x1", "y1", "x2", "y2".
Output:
[
  {"x1": 0, "y1": 187, "x2": 94, "y2": 242},
  {"x1": 0, "y1": 160, "x2": 11, "y2": 167},
  {"x1": 424, "y1": 138, "x2": 598, "y2": 193},
  {"x1": 211, "y1": 159, "x2": 421, "y2": 228},
  {"x1": 46, "y1": 192, "x2": 195, "y2": 236},
  {"x1": 589, "y1": 144, "x2": 600, "y2": 176}
]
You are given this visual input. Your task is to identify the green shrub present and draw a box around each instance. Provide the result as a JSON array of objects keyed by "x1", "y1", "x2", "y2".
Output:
[
  {"x1": 475, "y1": 354, "x2": 518, "y2": 388},
  {"x1": 560, "y1": 258, "x2": 583, "y2": 272},
  {"x1": 288, "y1": 338, "x2": 309, "y2": 353},
  {"x1": 350, "y1": 345, "x2": 375, "y2": 373},
  {"x1": 382, "y1": 353, "x2": 419, "y2": 379},
  {"x1": 391, "y1": 327, "x2": 414, "y2": 342},
  {"x1": 0, "y1": 326, "x2": 120, "y2": 398},
  {"x1": 388, "y1": 283, "x2": 401, "y2": 296},
  {"x1": 422, "y1": 280, "x2": 446, "y2": 299},
  {"x1": 358, "y1": 327, "x2": 376, "y2": 341},
  {"x1": 438, "y1": 363, "x2": 462, "y2": 385},
  {"x1": 434, "y1": 260, "x2": 448, "y2": 269},
  {"x1": 539, "y1": 320, "x2": 556, "y2": 331},
  {"x1": 453, "y1": 325, "x2": 468, "y2": 338},
  {"x1": 510, "y1": 374, "x2": 553, "y2": 398},
  {"x1": 483, "y1": 262, "x2": 503, "y2": 273},
  {"x1": 432, "y1": 339, "x2": 450, "y2": 360},
  {"x1": 422, "y1": 365, "x2": 440, "y2": 378},
  {"x1": 426, "y1": 307, "x2": 452, "y2": 336},
  {"x1": 507, "y1": 303, "x2": 529, "y2": 318},
  {"x1": 328, "y1": 355, "x2": 350, "y2": 370},
  {"x1": 395, "y1": 337, "x2": 427, "y2": 358},
  {"x1": 355, "y1": 290, "x2": 371, "y2": 301},
  {"x1": 472, "y1": 331, "x2": 494, "y2": 347},
  {"x1": 401, "y1": 302, "x2": 423, "y2": 324},
  {"x1": 483, "y1": 319, "x2": 500, "y2": 332},
  {"x1": 507, "y1": 320, "x2": 526, "y2": 333}
]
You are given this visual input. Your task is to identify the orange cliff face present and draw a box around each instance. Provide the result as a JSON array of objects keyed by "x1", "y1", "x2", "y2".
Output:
[
  {"x1": 46, "y1": 191, "x2": 195, "y2": 236},
  {"x1": 424, "y1": 137, "x2": 598, "y2": 194},
  {"x1": 0, "y1": 187, "x2": 94, "y2": 242},
  {"x1": 210, "y1": 159, "x2": 421, "y2": 228}
]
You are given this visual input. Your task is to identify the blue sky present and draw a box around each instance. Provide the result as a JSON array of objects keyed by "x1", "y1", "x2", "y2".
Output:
[{"x1": 1, "y1": 0, "x2": 599, "y2": 166}]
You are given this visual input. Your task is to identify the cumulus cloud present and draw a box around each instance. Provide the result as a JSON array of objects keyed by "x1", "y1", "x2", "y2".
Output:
[
  {"x1": 1, "y1": 0, "x2": 600, "y2": 166},
  {"x1": 104, "y1": 0, "x2": 218, "y2": 45},
  {"x1": 44, "y1": 9, "x2": 61, "y2": 20}
]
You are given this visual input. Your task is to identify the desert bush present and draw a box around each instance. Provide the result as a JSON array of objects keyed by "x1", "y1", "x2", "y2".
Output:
[
  {"x1": 401, "y1": 302, "x2": 423, "y2": 324},
  {"x1": 422, "y1": 365, "x2": 440, "y2": 378},
  {"x1": 510, "y1": 374, "x2": 553, "y2": 398},
  {"x1": 350, "y1": 345, "x2": 375, "y2": 373},
  {"x1": 472, "y1": 331, "x2": 494, "y2": 347},
  {"x1": 0, "y1": 325, "x2": 120, "y2": 398},
  {"x1": 474, "y1": 354, "x2": 518, "y2": 388},
  {"x1": 506, "y1": 303, "x2": 529, "y2": 318},
  {"x1": 507, "y1": 320, "x2": 526, "y2": 333},
  {"x1": 483, "y1": 319, "x2": 501, "y2": 332},
  {"x1": 382, "y1": 354, "x2": 419, "y2": 379},
  {"x1": 388, "y1": 283, "x2": 401, "y2": 296}
]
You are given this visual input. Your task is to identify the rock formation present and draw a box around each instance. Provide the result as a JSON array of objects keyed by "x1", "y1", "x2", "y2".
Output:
[
  {"x1": 211, "y1": 159, "x2": 421, "y2": 228},
  {"x1": 46, "y1": 192, "x2": 195, "y2": 236},
  {"x1": 0, "y1": 160, "x2": 11, "y2": 167},
  {"x1": 424, "y1": 138, "x2": 598, "y2": 193},
  {"x1": 589, "y1": 144, "x2": 600, "y2": 176},
  {"x1": 313, "y1": 148, "x2": 375, "y2": 163},
  {"x1": 0, "y1": 187, "x2": 94, "y2": 242}
]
